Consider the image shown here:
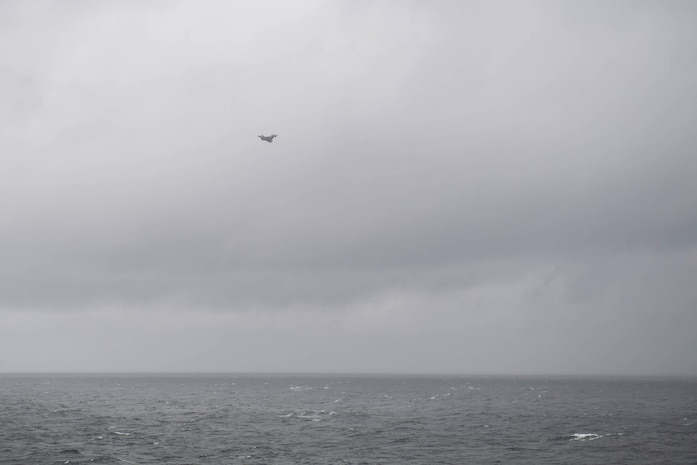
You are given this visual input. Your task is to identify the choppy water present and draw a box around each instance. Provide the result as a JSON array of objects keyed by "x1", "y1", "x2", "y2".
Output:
[{"x1": 1, "y1": 374, "x2": 696, "y2": 464}]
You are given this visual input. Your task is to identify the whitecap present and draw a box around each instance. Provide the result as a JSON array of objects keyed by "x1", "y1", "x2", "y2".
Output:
[
  {"x1": 289, "y1": 385, "x2": 313, "y2": 391},
  {"x1": 571, "y1": 433, "x2": 601, "y2": 441}
]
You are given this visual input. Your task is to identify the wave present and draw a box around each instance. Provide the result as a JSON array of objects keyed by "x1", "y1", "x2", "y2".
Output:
[
  {"x1": 279, "y1": 409, "x2": 337, "y2": 422},
  {"x1": 570, "y1": 433, "x2": 602, "y2": 441},
  {"x1": 289, "y1": 385, "x2": 313, "y2": 392}
]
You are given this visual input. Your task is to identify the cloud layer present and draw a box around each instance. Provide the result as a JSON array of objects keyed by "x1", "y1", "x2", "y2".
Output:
[{"x1": 1, "y1": 1, "x2": 696, "y2": 375}]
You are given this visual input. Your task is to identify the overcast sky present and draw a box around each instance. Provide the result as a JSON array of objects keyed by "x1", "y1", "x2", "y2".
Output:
[{"x1": 1, "y1": 0, "x2": 696, "y2": 376}]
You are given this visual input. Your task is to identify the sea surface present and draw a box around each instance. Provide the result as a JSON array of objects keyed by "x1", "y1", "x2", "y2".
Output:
[{"x1": 1, "y1": 374, "x2": 695, "y2": 464}]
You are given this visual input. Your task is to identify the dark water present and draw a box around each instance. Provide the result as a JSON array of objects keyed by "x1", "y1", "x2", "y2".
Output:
[{"x1": 1, "y1": 374, "x2": 696, "y2": 465}]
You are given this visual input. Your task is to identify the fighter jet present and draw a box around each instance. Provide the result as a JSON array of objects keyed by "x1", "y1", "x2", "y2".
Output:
[{"x1": 258, "y1": 134, "x2": 277, "y2": 143}]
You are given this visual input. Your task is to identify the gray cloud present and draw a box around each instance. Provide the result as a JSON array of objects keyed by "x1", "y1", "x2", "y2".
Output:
[{"x1": 1, "y1": 0, "x2": 695, "y2": 375}]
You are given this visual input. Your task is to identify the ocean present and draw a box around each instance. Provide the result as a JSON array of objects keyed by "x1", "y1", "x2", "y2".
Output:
[{"x1": 1, "y1": 374, "x2": 695, "y2": 464}]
